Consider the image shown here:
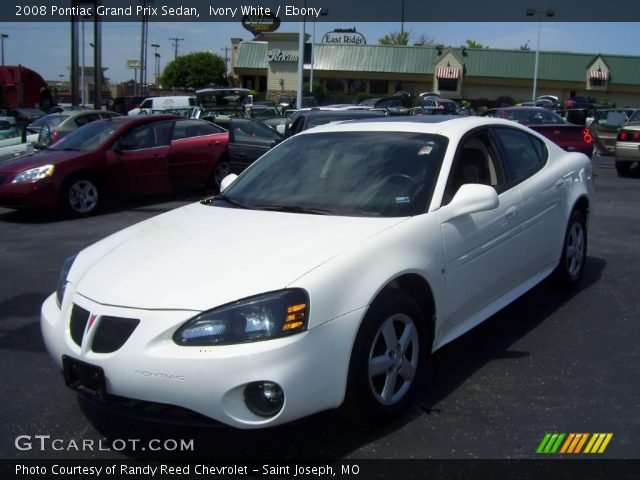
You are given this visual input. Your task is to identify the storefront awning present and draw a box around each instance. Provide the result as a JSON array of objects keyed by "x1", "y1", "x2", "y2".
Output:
[
  {"x1": 589, "y1": 69, "x2": 609, "y2": 80},
  {"x1": 436, "y1": 66, "x2": 461, "y2": 79}
]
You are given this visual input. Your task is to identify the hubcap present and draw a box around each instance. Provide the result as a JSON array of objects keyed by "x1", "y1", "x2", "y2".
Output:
[
  {"x1": 566, "y1": 221, "x2": 585, "y2": 278},
  {"x1": 68, "y1": 180, "x2": 98, "y2": 213},
  {"x1": 368, "y1": 313, "x2": 419, "y2": 406}
]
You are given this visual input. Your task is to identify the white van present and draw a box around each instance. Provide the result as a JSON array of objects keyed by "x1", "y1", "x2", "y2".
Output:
[{"x1": 128, "y1": 96, "x2": 199, "y2": 115}]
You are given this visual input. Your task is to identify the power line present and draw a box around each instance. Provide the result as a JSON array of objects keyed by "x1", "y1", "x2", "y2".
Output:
[{"x1": 169, "y1": 36, "x2": 184, "y2": 61}]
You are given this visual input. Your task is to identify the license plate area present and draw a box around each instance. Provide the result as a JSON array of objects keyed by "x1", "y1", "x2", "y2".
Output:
[{"x1": 62, "y1": 355, "x2": 108, "y2": 403}]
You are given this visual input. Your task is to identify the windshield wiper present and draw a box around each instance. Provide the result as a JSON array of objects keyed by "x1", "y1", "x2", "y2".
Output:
[
  {"x1": 254, "y1": 204, "x2": 333, "y2": 215},
  {"x1": 206, "y1": 194, "x2": 252, "y2": 209}
]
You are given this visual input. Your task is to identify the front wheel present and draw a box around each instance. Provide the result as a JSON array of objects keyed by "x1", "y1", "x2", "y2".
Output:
[
  {"x1": 62, "y1": 177, "x2": 100, "y2": 215},
  {"x1": 344, "y1": 291, "x2": 429, "y2": 421},
  {"x1": 553, "y1": 209, "x2": 587, "y2": 289},
  {"x1": 210, "y1": 158, "x2": 231, "y2": 192}
]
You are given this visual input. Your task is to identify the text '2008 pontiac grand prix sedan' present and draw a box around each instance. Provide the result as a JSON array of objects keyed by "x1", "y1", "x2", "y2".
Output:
[{"x1": 41, "y1": 116, "x2": 594, "y2": 428}]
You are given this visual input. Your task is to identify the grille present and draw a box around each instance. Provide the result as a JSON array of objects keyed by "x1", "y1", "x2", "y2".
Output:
[
  {"x1": 91, "y1": 316, "x2": 140, "y2": 353},
  {"x1": 69, "y1": 304, "x2": 90, "y2": 347}
]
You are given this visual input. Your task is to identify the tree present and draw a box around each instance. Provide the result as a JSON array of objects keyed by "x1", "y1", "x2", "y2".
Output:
[
  {"x1": 160, "y1": 51, "x2": 226, "y2": 89},
  {"x1": 465, "y1": 39, "x2": 488, "y2": 49},
  {"x1": 379, "y1": 31, "x2": 411, "y2": 46},
  {"x1": 414, "y1": 33, "x2": 437, "y2": 46}
]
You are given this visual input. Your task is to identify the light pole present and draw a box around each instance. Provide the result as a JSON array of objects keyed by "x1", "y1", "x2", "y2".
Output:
[
  {"x1": 1, "y1": 33, "x2": 8, "y2": 66},
  {"x1": 527, "y1": 8, "x2": 555, "y2": 101},
  {"x1": 309, "y1": 8, "x2": 328, "y2": 93},
  {"x1": 151, "y1": 43, "x2": 160, "y2": 89}
]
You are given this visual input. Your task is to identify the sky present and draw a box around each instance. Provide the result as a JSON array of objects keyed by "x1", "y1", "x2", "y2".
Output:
[{"x1": 0, "y1": 21, "x2": 638, "y2": 83}]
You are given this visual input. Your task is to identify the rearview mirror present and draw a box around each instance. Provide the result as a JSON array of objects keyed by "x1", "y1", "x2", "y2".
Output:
[
  {"x1": 439, "y1": 184, "x2": 499, "y2": 223},
  {"x1": 220, "y1": 174, "x2": 238, "y2": 193}
]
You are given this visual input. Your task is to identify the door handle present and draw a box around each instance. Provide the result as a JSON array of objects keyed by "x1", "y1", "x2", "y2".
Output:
[
  {"x1": 209, "y1": 141, "x2": 221, "y2": 146},
  {"x1": 505, "y1": 205, "x2": 519, "y2": 220}
]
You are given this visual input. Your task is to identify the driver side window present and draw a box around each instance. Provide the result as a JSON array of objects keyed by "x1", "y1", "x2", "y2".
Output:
[{"x1": 443, "y1": 131, "x2": 505, "y2": 205}]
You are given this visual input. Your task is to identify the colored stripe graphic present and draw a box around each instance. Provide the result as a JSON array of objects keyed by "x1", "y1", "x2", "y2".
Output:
[{"x1": 538, "y1": 433, "x2": 613, "y2": 454}]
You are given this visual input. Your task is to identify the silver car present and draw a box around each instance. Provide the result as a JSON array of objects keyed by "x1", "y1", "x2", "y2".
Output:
[
  {"x1": 614, "y1": 109, "x2": 640, "y2": 176},
  {"x1": 36, "y1": 110, "x2": 120, "y2": 148}
]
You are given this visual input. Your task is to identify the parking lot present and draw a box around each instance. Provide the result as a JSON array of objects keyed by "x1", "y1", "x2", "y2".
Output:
[{"x1": 0, "y1": 155, "x2": 637, "y2": 460}]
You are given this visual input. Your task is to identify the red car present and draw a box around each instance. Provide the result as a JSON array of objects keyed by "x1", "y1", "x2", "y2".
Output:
[
  {"x1": 481, "y1": 107, "x2": 593, "y2": 157},
  {"x1": 0, "y1": 115, "x2": 229, "y2": 215}
]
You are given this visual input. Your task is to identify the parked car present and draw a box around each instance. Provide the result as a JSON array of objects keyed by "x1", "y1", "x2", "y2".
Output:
[
  {"x1": 35, "y1": 110, "x2": 121, "y2": 148},
  {"x1": 374, "y1": 97, "x2": 410, "y2": 116},
  {"x1": 589, "y1": 108, "x2": 637, "y2": 156},
  {"x1": 41, "y1": 116, "x2": 593, "y2": 429},
  {"x1": 0, "y1": 115, "x2": 229, "y2": 214},
  {"x1": 481, "y1": 107, "x2": 593, "y2": 156},
  {"x1": 408, "y1": 106, "x2": 446, "y2": 116},
  {"x1": 228, "y1": 118, "x2": 284, "y2": 174},
  {"x1": 0, "y1": 123, "x2": 38, "y2": 163},
  {"x1": 419, "y1": 97, "x2": 459, "y2": 114},
  {"x1": 614, "y1": 109, "x2": 640, "y2": 176},
  {"x1": 248, "y1": 105, "x2": 281, "y2": 121},
  {"x1": 130, "y1": 96, "x2": 200, "y2": 115},
  {"x1": 285, "y1": 109, "x2": 388, "y2": 137}
]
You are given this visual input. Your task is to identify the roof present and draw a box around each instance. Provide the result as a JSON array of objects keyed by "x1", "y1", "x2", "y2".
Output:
[{"x1": 235, "y1": 42, "x2": 640, "y2": 86}]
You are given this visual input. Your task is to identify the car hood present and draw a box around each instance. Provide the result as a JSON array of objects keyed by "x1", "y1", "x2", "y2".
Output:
[
  {"x1": 73, "y1": 202, "x2": 406, "y2": 311},
  {"x1": 0, "y1": 149, "x2": 88, "y2": 174}
]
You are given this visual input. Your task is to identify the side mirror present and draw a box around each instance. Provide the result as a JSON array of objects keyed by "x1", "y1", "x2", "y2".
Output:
[
  {"x1": 220, "y1": 173, "x2": 238, "y2": 193},
  {"x1": 439, "y1": 184, "x2": 499, "y2": 223},
  {"x1": 33, "y1": 142, "x2": 48, "y2": 150}
]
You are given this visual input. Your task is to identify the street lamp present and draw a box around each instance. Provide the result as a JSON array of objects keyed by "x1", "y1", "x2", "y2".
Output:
[
  {"x1": 309, "y1": 8, "x2": 328, "y2": 93},
  {"x1": 150, "y1": 43, "x2": 160, "y2": 90},
  {"x1": 1, "y1": 33, "x2": 8, "y2": 66},
  {"x1": 526, "y1": 7, "x2": 556, "y2": 101}
]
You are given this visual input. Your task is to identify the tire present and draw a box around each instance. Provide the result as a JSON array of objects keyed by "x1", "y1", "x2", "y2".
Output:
[
  {"x1": 344, "y1": 290, "x2": 430, "y2": 422},
  {"x1": 553, "y1": 209, "x2": 587, "y2": 289},
  {"x1": 62, "y1": 176, "x2": 100, "y2": 216},
  {"x1": 615, "y1": 160, "x2": 631, "y2": 177},
  {"x1": 210, "y1": 157, "x2": 231, "y2": 192}
]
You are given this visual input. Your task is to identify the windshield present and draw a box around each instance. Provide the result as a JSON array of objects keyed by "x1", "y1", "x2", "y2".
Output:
[
  {"x1": 50, "y1": 120, "x2": 119, "y2": 151},
  {"x1": 595, "y1": 110, "x2": 630, "y2": 126},
  {"x1": 31, "y1": 114, "x2": 68, "y2": 128},
  {"x1": 506, "y1": 109, "x2": 566, "y2": 125},
  {"x1": 628, "y1": 110, "x2": 640, "y2": 123},
  {"x1": 221, "y1": 131, "x2": 447, "y2": 217}
]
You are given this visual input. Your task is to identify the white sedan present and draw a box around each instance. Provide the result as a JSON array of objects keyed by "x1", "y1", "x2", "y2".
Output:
[{"x1": 41, "y1": 116, "x2": 594, "y2": 428}]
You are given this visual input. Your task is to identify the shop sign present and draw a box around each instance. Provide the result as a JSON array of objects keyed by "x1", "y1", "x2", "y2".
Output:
[
  {"x1": 242, "y1": 13, "x2": 281, "y2": 35},
  {"x1": 267, "y1": 48, "x2": 298, "y2": 62},
  {"x1": 322, "y1": 28, "x2": 366, "y2": 45}
]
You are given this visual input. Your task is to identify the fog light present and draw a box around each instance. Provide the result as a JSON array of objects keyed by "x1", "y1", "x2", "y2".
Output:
[{"x1": 244, "y1": 381, "x2": 284, "y2": 418}]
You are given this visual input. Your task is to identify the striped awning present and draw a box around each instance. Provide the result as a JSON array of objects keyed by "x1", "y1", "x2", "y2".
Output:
[
  {"x1": 436, "y1": 66, "x2": 461, "y2": 79},
  {"x1": 589, "y1": 69, "x2": 609, "y2": 80}
]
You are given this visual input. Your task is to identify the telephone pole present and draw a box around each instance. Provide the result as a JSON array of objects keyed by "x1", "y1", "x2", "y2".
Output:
[
  {"x1": 170, "y1": 37, "x2": 184, "y2": 61},
  {"x1": 220, "y1": 46, "x2": 229, "y2": 83}
]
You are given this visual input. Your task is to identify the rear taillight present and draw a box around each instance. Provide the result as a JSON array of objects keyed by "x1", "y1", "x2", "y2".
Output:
[
  {"x1": 582, "y1": 128, "x2": 593, "y2": 144},
  {"x1": 618, "y1": 130, "x2": 640, "y2": 142},
  {"x1": 49, "y1": 130, "x2": 59, "y2": 145}
]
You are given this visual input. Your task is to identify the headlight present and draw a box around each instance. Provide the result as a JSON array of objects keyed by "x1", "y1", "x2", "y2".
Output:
[
  {"x1": 174, "y1": 289, "x2": 309, "y2": 346},
  {"x1": 11, "y1": 165, "x2": 55, "y2": 184},
  {"x1": 55, "y1": 255, "x2": 77, "y2": 308}
]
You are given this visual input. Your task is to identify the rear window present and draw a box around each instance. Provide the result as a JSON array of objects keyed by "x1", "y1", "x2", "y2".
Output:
[{"x1": 596, "y1": 110, "x2": 630, "y2": 126}]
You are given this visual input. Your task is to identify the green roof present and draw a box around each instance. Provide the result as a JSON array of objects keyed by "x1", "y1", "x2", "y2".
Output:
[
  {"x1": 235, "y1": 42, "x2": 268, "y2": 69},
  {"x1": 235, "y1": 41, "x2": 640, "y2": 86}
]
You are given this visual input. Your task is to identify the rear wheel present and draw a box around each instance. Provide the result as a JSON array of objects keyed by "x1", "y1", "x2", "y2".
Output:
[
  {"x1": 345, "y1": 290, "x2": 430, "y2": 421},
  {"x1": 62, "y1": 176, "x2": 100, "y2": 215},
  {"x1": 615, "y1": 160, "x2": 632, "y2": 177},
  {"x1": 553, "y1": 209, "x2": 587, "y2": 289},
  {"x1": 210, "y1": 157, "x2": 231, "y2": 192}
]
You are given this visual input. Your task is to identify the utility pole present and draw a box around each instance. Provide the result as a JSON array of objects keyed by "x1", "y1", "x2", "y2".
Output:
[
  {"x1": 139, "y1": 0, "x2": 150, "y2": 95},
  {"x1": 220, "y1": 46, "x2": 229, "y2": 83},
  {"x1": 1, "y1": 34, "x2": 8, "y2": 66},
  {"x1": 170, "y1": 37, "x2": 184, "y2": 61}
]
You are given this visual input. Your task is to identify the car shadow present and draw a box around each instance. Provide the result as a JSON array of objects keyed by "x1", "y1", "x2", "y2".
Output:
[{"x1": 77, "y1": 256, "x2": 606, "y2": 460}]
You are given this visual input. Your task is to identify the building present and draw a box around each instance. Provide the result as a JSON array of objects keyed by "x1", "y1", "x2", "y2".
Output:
[{"x1": 232, "y1": 32, "x2": 640, "y2": 106}]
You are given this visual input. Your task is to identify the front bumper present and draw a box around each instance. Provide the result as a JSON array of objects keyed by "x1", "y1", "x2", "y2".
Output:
[
  {"x1": 0, "y1": 176, "x2": 58, "y2": 209},
  {"x1": 41, "y1": 292, "x2": 364, "y2": 429}
]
